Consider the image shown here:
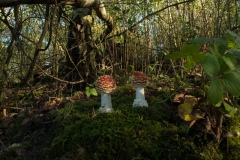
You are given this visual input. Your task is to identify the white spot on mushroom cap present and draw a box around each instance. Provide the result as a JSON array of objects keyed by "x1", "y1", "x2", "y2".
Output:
[{"x1": 95, "y1": 75, "x2": 116, "y2": 94}]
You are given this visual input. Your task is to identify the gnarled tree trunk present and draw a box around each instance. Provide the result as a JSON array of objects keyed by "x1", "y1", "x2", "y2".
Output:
[{"x1": 66, "y1": 8, "x2": 93, "y2": 91}]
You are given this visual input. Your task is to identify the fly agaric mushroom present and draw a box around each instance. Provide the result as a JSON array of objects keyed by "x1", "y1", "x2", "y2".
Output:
[
  {"x1": 95, "y1": 75, "x2": 116, "y2": 113},
  {"x1": 131, "y1": 71, "x2": 148, "y2": 107}
]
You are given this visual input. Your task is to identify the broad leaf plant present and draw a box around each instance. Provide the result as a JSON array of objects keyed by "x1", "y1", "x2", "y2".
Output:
[{"x1": 166, "y1": 30, "x2": 240, "y2": 117}]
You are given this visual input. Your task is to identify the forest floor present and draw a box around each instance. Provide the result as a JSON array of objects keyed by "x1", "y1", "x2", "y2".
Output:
[{"x1": 0, "y1": 77, "x2": 240, "y2": 160}]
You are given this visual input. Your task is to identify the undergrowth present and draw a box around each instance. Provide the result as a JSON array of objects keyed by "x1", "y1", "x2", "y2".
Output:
[{"x1": 1, "y1": 85, "x2": 240, "y2": 160}]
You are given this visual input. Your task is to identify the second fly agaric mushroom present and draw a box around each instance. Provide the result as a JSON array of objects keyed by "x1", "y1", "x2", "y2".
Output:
[
  {"x1": 95, "y1": 75, "x2": 116, "y2": 113},
  {"x1": 131, "y1": 71, "x2": 149, "y2": 107}
]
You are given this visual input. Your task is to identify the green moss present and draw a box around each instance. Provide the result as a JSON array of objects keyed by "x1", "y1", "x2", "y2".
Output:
[
  {"x1": 226, "y1": 111, "x2": 240, "y2": 160},
  {"x1": 43, "y1": 106, "x2": 201, "y2": 159},
  {"x1": 200, "y1": 143, "x2": 223, "y2": 160}
]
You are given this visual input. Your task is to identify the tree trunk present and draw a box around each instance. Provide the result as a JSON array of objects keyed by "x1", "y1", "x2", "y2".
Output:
[{"x1": 65, "y1": 8, "x2": 94, "y2": 91}]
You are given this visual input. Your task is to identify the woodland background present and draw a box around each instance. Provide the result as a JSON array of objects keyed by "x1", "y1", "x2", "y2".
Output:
[
  {"x1": 0, "y1": 0, "x2": 239, "y2": 94},
  {"x1": 0, "y1": 0, "x2": 240, "y2": 159}
]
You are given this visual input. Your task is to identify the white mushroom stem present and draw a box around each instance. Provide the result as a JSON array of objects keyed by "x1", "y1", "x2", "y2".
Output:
[
  {"x1": 99, "y1": 93, "x2": 113, "y2": 113},
  {"x1": 135, "y1": 86, "x2": 145, "y2": 100},
  {"x1": 133, "y1": 86, "x2": 148, "y2": 107}
]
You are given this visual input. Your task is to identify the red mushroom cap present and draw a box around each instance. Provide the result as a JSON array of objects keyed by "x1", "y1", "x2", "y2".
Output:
[
  {"x1": 95, "y1": 75, "x2": 116, "y2": 94},
  {"x1": 131, "y1": 71, "x2": 148, "y2": 86}
]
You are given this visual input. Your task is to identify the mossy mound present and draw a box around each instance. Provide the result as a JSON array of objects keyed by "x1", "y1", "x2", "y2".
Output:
[{"x1": 44, "y1": 103, "x2": 201, "y2": 160}]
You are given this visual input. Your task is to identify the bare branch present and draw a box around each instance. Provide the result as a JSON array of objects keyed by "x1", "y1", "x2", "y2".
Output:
[
  {"x1": 35, "y1": 64, "x2": 85, "y2": 85},
  {"x1": 108, "y1": 0, "x2": 195, "y2": 39},
  {"x1": 0, "y1": 0, "x2": 100, "y2": 7}
]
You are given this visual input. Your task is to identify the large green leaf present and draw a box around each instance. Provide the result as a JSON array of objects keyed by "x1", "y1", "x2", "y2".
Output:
[
  {"x1": 165, "y1": 44, "x2": 200, "y2": 59},
  {"x1": 190, "y1": 37, "x2": 212, "y2": 44},
  {"x1": 207, "y1": 78, "x2": 223, "y2": 105},
  {"x1": 180, "y1": 44, "x2": 200, "y2": 55},
  {"x1": 222, "y1": 54, "x2": 237, "y2": 71},
  {"x1": 227, "y1": 49, "x2": 240, "y2": 58},
  {"x1": 217, "y1": 57, "x2": 230, "y2": 74},
  {"x1": 191, "y1": 53, "x2": 206, "y2": 63},
  {"x1": 222, "y1": 72, "x2": 240, "y2": 96},
  {"x1": 213, "y1": 37, "x2": 228, "y2": 45},
  {"x1": 202, "y1": 54, "x2": 220, "y2": 77},
  {"x1": 227, "y1": 30, "x2": 240, "y2": 48},
  {"x1": 223, "y1": 102, "x2": 237, "y2": 117},
  {"x1": 227, "y1": 29, "x2": 239, "y2": 38},
  {"x1": 209, "y1": 43, "x2": 227, "y2": 55}
]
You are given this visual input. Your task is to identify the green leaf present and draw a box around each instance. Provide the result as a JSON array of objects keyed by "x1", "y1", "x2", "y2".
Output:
[
  {"x1": 148, "y1": 65, "x2": 154, "y2": 73},
  {"x1": 217, "y1": 57, "x2": 230, "y2": 73},
  {"x1": 202, "y1": 54, "x2": 220, "y2": 77},
  {"x1": 180, "y1": 44, "x2": 200, "y2": 55},
  {"x1": 165, "y1": 51, "x2": 189, "y2": 59},
  {"x1": 207, "y1": 78, "x2": 223, "y2": 105},
  {"x1": 227, "y1": 29, "x2": 240, "y2": 38},
  {"x1": 190, "y1": 37, "x2": 212, "y2": 44},
  {"x1": 223, "y1": 102, "x2": 237, "y2": 117},
  {"x1": 222, "y1": 54, "x2": 237, "y2": 71},
  {"x1": 215, "y1": 101, "x2": 222, "y2": 107},
  {"x1": 191, "y1": 53, "x2": 206, "y2": 63},
  {"x1": 86, "y1": 91, "x2": 90, "y2": 97},
  {"x1": 213, "y1": 37, "x2": 228, "y2": 45},
  {"x1": 85, "y1": 87, "x2": 90, "y2": 97},
  {"x1": 86, "y1": 87, "x2": 90, "y2": 91},
  {"x1": 222, "y1": 72, "x2": 240, "y2": 96},
  {"x1": 184, "y1": 56, "x2": 195, "y2": 71},
  {"x1": 165, "y1": 44, "x2": 200, "y2": 59},
  {"x1": 209, "y1": 43, "x2": 227, "y2": 55},
  {"x1": 227, "y1": 30, "x2": 240, "y2": 48},
  {"x1": 90, "y1": 88, "x2": 98, "y2": 96},
  {"x1": 227, "y1": 35, "x2": 239, "y2": 49},
  {"x1": 227, "y1": 49, "x2": 240, "y2": 58}
]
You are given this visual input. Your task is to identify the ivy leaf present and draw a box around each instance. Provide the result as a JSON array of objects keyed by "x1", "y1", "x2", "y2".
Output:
[
  {"x1": 223, "y1": 102, "x2": 237, "y2": 117},
  {"x1": 206, "y1": 78, "x2": 223, "y2": 105},
  {"x1": 202, "y1": 54, "x2": 220, "y2": 77},
  {"x1": 222, "y1": 72, "x2": 240, "y2": 96}
]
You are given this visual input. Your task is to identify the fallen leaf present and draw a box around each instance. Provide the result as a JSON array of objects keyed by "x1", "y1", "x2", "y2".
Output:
[{"x1": 178, "y1": 99, "x2": 204, "y2": 121}]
